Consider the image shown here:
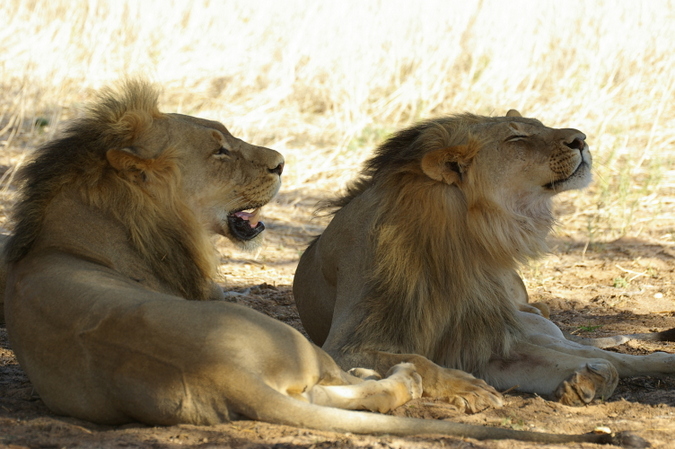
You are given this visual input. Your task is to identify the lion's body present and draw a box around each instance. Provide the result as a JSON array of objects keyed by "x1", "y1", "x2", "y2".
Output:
[{"x1": 294, "y1": 111, "x2": 675, "y2": 408}]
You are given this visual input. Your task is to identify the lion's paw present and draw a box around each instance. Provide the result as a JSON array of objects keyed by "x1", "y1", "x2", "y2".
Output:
[
  {"x1": 386, "y1": 363, "x2": 423, "y2": 400},
  {"x1": 445, "y1": 379, "x2": 504, "y2": 414},
  {"x1": 348, "y1": 367, "x2": 383, "y2": 380},
  {"x1": 432, "y1": 369, "x2": 504, "y2": 413},
  {"x1": 554, "y1": 360, "x2": 619, "y2": 406}
]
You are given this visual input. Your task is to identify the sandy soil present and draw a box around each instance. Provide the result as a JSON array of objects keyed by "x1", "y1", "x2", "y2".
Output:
[{"x1": 1, "y1": 195, "x2": 674, "y2": 449}]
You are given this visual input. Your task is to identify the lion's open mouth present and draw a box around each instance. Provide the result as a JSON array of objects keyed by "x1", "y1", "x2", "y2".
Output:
[{"x1": 227, "y1": 208, "x2": 266, "y2": 241}]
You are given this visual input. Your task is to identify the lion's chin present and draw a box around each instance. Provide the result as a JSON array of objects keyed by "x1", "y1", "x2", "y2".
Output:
[{"x1": 544, "y1": 161, "x2": 592, "y2": 192}]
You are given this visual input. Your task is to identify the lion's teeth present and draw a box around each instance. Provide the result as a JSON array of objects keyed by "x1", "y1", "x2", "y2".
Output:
[
  {"x1": 234, "y1": 208, "x2": 261, "y2": 228},
  {"x1": 249, "y1": 208, "x2": 261, "y2": 227}
]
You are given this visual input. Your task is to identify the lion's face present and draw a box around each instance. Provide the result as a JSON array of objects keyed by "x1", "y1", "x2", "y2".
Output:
[
  {"x1": 421, "y1": 111, "x2": 591, "y2": 212},
  {"x1": 407, "y1": 110, "x2": 592, "y2": 264},
  {"x1": 472, "y1": 115, "x2": 591, "y2": 196},
  {"x1": 107, "y1": 113, "x2": 284, "y2": 247}
]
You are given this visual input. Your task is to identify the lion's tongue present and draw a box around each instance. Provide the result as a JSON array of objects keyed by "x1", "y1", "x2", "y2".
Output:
[{"x1": 234, "y1": 208, "x2": 260, "y2": 228}]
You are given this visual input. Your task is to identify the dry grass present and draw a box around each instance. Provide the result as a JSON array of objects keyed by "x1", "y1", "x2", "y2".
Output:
[{"x1": 1, "y1": 0, "x2": 673, "y2": 246}]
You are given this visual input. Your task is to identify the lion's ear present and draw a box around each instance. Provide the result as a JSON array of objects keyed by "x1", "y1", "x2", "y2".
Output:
[
  {"x1": 421, "y1": 146, "x2": 468, "y2": 185},
  {"x1": 506, "y1": 109, "x2": 522, "y2": 118},
  {"x1": 106, "y1": 148, "x2": 153, "y2": 181}
]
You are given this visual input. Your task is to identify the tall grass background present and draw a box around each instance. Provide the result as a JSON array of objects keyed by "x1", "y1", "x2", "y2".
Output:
[{"x1": 1, "y1": 0, "x2": 673, "y2": 246}]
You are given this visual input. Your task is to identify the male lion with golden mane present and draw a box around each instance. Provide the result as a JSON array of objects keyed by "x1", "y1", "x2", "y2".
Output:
[
  {"x1": 3, "y1": 81, "x2": 645, "y2": 446},
  {"x1": 294, "y1": 110, "x2": 675, "y2": 411}
]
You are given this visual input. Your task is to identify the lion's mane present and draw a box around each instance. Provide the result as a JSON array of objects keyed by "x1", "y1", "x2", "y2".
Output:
[{"x1": 5, "y1": 81, "x2": 216, "y2": 300}]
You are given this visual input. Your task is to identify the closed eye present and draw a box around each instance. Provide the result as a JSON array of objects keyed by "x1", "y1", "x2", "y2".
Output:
[
  {"x1": 505, "y1": 135, "x2": 528, "y2": 142},
  {"x1": 214, "y1": 146, "x2": 231, "y2": 156}
]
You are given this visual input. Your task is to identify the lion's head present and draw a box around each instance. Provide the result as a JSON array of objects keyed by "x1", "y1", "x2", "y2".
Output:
[
  {"x1": 5, "y1": 80, "x2": 284, "y2": 300},
  {"x1": 332, "y1": 109, "x2": 590, "y2": 267},
  {"x1": 317, "y1": 110, "x2": 591, "y2": 373}
]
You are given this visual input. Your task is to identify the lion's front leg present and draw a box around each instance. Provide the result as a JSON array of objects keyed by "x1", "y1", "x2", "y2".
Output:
[
  {"x1": 335, "y1": 350, "x2": 504, "y2": 413},
  {"x1": 414, "y1": 359, "x2": 505, "y2": 413},
  {"x1": 483, "y1": 340, "x2": 619, "y2": 405},
  {"x1": 482, "y1": 311, "x2": 621, "y2": 405}
]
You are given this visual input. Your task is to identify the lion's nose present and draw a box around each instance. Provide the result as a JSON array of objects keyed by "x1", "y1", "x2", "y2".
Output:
[
  {"x1": 564, "y1": 133, "x2": 586, "y2": 151},
  {"x1": 269, "y1": 162, "x2": 284, "y2": 176}
]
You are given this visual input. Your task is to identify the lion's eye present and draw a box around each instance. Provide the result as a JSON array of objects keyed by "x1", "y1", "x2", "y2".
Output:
[
  {"x1": 215, "y1": 146, "x2": 231, "y2": 156},
  {"x1": 505, "y1": 135, "x2": 528, "y2": 142}
]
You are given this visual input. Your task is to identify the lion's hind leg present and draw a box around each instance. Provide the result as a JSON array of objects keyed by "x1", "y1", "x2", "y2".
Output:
[{"x1": 301, "y1": 363, "x2": 422, "y2": 413}]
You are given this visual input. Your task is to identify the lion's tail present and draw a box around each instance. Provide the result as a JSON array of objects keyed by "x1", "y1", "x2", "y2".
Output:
[
  {"x1": 564, "y1": 327, "x2": 675, "y2": 349},
  {"x1": 243, "y1": 386, "x2": 647, "y2": 448}
]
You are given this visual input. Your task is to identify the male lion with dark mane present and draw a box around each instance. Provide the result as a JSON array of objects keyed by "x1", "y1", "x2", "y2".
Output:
[
  {"x1": 294, "y1": 110, "x2": 675, "y2": 410},
  {"x1": 3, "y1": 81, "x2": 646, "y2": 446}
]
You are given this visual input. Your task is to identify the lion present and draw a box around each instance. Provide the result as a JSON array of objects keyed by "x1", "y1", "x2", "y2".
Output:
[
  {"x1": 293, "y1": 110, "x2": 675, "y2": 411},
  {"x1": 2, "y1": 81, "x2": 648, "y2": 446},
  {"x1": 2, "y1": 78, "x2": 425, "y2": 422}
]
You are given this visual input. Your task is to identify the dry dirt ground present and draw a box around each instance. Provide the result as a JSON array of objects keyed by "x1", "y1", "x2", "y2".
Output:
[{"x1": 1, "y1": 192, "x2": 674, "y2": 449}]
